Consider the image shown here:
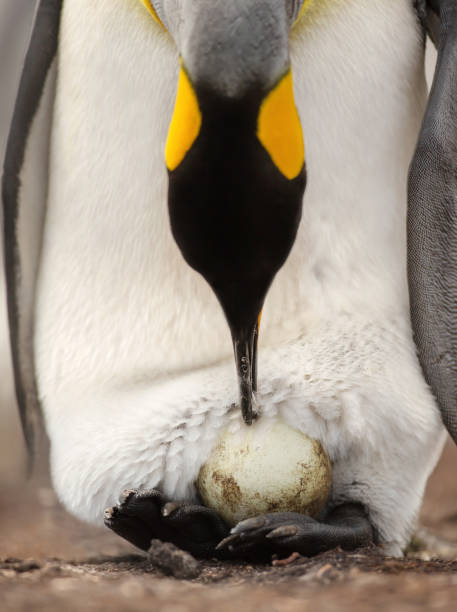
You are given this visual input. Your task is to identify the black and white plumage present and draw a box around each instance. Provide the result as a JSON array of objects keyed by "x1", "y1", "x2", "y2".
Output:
[{"x1": 2, "y1": 0, "x2": 457, "y2": 558}]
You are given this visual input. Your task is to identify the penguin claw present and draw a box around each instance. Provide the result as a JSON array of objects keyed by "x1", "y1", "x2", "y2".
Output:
[
  {"x1": 231, "y1": 516, "x2": 266, "y2": 533},
  {"x1": 266, "y1": 525, "x2": 298, "y2": 539},
  {"x1": 215, "y1": 533, "x2": 239, "y2": 550},
  {"x1": 119, "y1": 489, "x2": 137, "y2": 504},
  {"x1": 161, "y1": 501, "x2": 180, "y2": 517},
  {"x1": 103, "y1": 506, "x2": 116, "y2": 520}
]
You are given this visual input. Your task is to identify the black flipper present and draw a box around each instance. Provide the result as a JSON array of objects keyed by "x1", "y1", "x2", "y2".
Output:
[
  {"x1": 409, "y1": 0, "x2": 457, "y2": 444},
  {"x1": 2, "y1": 0, "x2": 63, "y2": 465}
]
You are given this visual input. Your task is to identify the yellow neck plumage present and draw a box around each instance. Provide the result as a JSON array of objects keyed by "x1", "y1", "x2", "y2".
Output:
[
  {"x1": 139, "y1": 2, "x2": 305, "y2": 180},
  {"x1": 139, "y1": 0, "x2": 313, "y2": 30},
  {"x1": 139, "y1": 0, "x2": 165, "y2": 29}
]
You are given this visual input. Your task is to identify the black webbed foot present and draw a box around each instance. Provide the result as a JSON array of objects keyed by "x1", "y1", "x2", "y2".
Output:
[
  {"x1": 217, "y1": 503, "x2": 374, "y2": 559},
  {"x1": 104, "y1": 488, "x2": 229, "y2": 558}
]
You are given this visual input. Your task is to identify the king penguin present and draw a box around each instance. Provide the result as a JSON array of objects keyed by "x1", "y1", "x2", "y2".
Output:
[{"x1": 3, "y1": 0, "x2": 457, "y2": 559}]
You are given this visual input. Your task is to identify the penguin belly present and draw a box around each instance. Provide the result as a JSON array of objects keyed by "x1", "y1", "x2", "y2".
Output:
[{"x1": 35, "y1": 0, "x2": 445, "y2": 556}]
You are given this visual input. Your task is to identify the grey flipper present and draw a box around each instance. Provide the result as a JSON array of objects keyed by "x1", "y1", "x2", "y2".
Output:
[
  {"x1": 2, "y1": 0, "x2": 63, "y2": 464},
  {"x1": 409, "y1": 0, "x2": 457, "y2": 443}
]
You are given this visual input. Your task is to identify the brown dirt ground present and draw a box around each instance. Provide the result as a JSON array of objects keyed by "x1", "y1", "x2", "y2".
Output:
[{"x1": 1, "y1": 438, "x2": 457, "y2": 611}]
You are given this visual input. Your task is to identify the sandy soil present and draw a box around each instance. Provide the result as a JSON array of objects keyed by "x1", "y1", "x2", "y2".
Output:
[{"x1": 1, "y1": 437, "x2": 457, "y2": 611}]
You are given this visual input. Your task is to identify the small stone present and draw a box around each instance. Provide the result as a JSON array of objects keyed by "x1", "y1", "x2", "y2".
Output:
[
  {"x1": 316, "y1": 563, "x2": 333, "y2": 578},
  {"x1": 148, "y1": 540, "x2": 201, "y2": 579},
  {"x1": 272, "y1": 552, "x2": 302, "y2": 567}
]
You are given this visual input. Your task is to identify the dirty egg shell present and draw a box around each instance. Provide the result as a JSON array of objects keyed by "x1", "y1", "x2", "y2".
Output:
[{"x1": 196, "y1": 421, "x2": 332, "y2": 527}]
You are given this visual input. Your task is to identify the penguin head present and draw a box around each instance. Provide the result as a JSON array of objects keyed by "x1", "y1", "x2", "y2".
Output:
[{"x1": 143, "y1": 1, "x2": 308, "y2": 424}]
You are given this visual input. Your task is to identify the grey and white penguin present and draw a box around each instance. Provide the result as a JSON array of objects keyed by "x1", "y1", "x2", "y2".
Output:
[{"x1": 3, "y1": 0, "x2": 457, "y2": 558}]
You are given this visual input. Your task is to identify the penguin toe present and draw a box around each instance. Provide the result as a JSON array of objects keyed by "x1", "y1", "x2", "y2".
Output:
[
  {"x1": 104, "y1": 503, "x2": 154, "y2": 551},
  {"x1": 118, "y1": 488, "x2": 137, "y2": 505},
  {"x1": 161, "y1": 503, "x2": 229, "y2": 541},
  {"x1": 104, "y1": 488, "x2": 166, "y2": 551},
  {"x1": 117, "y1": 488, "x2": 165, "y2": 525},
  {"x1": 217, "y1": 512, "x2": 312, "y2": 558},
  {"x1": 159, "y1": 502, "x2": 230, "y2": 558},
  {"x1": 217, "y1": 504, "x2": 374, "y2": 559},
  {"x1": 104, "y1": 489, "x2": 229, "y2": 558}
]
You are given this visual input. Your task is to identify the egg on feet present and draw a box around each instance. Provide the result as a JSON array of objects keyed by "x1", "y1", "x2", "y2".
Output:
[{"x1": 197, "y1": 421, "x2": 332, "y2": 527}]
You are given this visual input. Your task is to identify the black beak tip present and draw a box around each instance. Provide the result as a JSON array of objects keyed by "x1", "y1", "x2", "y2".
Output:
[
  {"x1": 241, "y1": 395, "x2": 257, "y2": 426},
  {"x1": 232, "y1": 320, "x2": 260, "y2": 426}
]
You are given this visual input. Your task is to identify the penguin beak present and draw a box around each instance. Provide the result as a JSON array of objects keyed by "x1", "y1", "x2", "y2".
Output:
[
  {"x1": 165, "y1": 62, "x2": 305, "y2": 426},
  {"x1": 232, "y1": 315, "x2": 261, "y2": 425}
]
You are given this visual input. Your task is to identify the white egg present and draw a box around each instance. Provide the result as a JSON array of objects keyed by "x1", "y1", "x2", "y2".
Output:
[{"x1": 196, "y1": 421, "x2": 332, "y2": 527}]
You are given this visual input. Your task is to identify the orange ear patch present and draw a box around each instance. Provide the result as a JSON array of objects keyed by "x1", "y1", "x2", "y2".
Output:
[
  {"x1": 165, "y1": 66, "x2": 202, "y2": 171},
  {"x1": 257, "y1": 71, "x2": 305, "y2": 180},
  {"x1": 139, "y1": 1, "x2": 166, "y2": 29},
  {"x1": 294, "y1": 0, "x2": 313, "y2": 26}
]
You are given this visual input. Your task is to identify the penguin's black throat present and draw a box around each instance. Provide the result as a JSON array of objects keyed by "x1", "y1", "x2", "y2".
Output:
[{"x1": 167, "y1": 84, "x2": 306, "y2": 425}]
